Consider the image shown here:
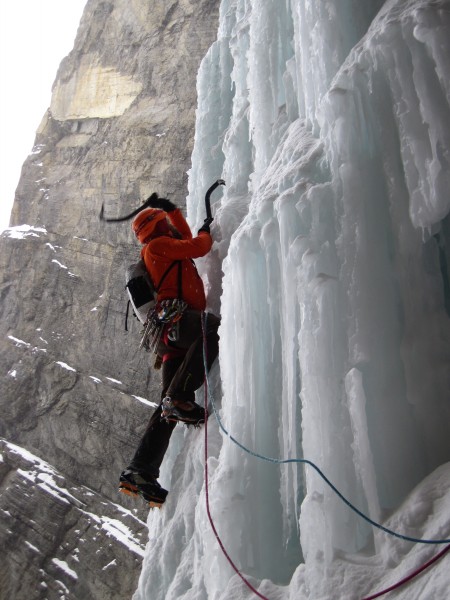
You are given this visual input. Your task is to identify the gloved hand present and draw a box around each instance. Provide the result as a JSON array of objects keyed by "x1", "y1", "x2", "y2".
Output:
[
  {"x1": 198, "y1": 217, "x2": 214, "y2": 234},
  {"x1": 145, "y1": 193, "x2": 177, "y2": 212}
]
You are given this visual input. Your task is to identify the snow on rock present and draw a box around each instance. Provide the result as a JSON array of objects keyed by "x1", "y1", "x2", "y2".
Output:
[
  {"x1": 52, "y1": 259, "x2": 68, "y2": 270},
  {"x1": 55, "y1": 361, "x2": 77, "y2": 372},
  {"x1": 132, "y1": 395, "x2": 159, "y2": 408},
  {"x1": 105, "y1": 376, "x2": 123, "y2": 385},
  {"x1": 7, "y1": 336, "x2": 32, "y2": 349},
  {"x1": 7, "y1": 335, "x2": 48, "y2": 355},
  {"x1": 134, "y1": 0, "x2": 450, "y2": 598},
  {"x1": 2, "y1": 225, "x2": 48, "y2": 239},
  {"x1": 0, "y1": 438, "x2": 147, "y2": 595},
  {"x1": 52, "y1": 558, "x2": 78, "y2": 580}
]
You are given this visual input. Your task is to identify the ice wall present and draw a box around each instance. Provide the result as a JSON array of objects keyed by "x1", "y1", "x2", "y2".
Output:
[{"x1": 135, "y1": 1, "x2": 450, "y2": 598}]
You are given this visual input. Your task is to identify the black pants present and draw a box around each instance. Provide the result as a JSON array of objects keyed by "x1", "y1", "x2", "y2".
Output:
[{"x1": 128, "y1": 311, "x2": 220, "y2": 478}]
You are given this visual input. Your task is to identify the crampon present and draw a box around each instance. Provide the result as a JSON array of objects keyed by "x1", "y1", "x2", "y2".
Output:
[
  {"x1": 161, "y1": 397, "x2": 208, "y2": 427},
  {"x1": 119, "y1": 470, "x2": 168, "y2": 508}
]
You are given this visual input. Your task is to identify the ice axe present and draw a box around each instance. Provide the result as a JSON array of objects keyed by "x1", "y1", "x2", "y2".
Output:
[
  {"x1": 99, "y1": 181, "x2": 225, "y2": 223},
  {"x1": 203, "y1": 179, "x2": 225, "y2": 226},
  {"x1": 99, "y1": 193, "x2": 159, "y2": 223}
]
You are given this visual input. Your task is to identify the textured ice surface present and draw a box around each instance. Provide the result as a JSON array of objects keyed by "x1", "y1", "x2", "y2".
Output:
[{"x1": 135, "y1": 1, "x2": 450, "y2": 598}]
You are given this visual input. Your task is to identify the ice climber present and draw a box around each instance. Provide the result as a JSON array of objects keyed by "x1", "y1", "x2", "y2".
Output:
[{"x1": 119, "y1": 195, "x2": 220, "y2": 506}]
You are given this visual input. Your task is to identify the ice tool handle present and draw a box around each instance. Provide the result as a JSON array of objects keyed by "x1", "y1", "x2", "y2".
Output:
[
  {"x1": 99, "y1": 180, "x2": 225, "y2": 223},
  {"x1": 99, "y1": 193, "x2": 159, "y2": 223},
  {"x1": 204, "y1": 179, "x2": 225, "y2": 223}
]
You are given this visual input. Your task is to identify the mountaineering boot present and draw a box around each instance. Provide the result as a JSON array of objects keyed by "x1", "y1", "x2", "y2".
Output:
[
  {"x1": 161, "y1": 396, "x2": 207, "y2": 426},
  {"x1": 119, "y1": 469, "x2": 168, "y2": 508}
]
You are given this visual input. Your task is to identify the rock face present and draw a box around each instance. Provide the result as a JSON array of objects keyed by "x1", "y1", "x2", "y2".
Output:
[
  {"x1": 0, "y1": 439, "x2": 147, "y2": 599},
  {"x1": 0, "y1": 0, "x2": 220, "y2": 597}
]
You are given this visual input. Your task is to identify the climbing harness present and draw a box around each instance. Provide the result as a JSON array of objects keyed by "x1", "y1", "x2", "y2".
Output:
[
  {"x1": 140, "y1": 258, "x2": 186, "y2": 352},
  {"x1": 200, "y1": 312, "x2": 450, "y2": 599},
  {"x1": 140, "y1": 298, "x2": 187, "y2": 352}
]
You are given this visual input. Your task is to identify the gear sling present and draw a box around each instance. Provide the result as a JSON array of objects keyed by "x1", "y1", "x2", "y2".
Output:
[{"x1": 125, "y1": 257, "x2": 187, "y2": 353}]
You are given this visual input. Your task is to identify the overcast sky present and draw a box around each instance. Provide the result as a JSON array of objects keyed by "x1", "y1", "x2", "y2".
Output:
[{"x1": 0, "y1": 0, "x2": 87, "y2": 232}]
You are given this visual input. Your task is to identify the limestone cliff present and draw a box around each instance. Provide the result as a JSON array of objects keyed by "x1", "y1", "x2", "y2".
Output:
[{"x1": 0, "y1": 0, "x2": 220, "y2": 597}]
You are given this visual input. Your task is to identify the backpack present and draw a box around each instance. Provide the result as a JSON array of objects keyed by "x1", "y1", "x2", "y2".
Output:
[{"x1": 125, "y1": 259, "x2": 180, "y2": 328}]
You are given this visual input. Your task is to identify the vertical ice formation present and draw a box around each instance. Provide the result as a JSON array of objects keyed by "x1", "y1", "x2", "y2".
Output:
[{"x1": 135, "y1": 1, "x2": 450, "y2": 598}]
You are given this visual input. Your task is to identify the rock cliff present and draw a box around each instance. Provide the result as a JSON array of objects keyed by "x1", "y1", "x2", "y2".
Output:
[{"x1": 0, "y1": 0, "x2": 220, "y2": 597}]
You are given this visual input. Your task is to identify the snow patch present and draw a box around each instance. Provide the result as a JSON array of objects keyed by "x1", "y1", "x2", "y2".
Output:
[
  {"x1": 79, "y1": 510, "x2": 145, "y2": 557},
  {"x1": 7, "y1": 336, "x2": 47, "y2": 354},
  {"x1": 55, "y1": 361, "x2": 76, "y2": 372},
  {"x1": 3, "y1": 225, "x2": 47, "y2": 239},
  {"x1": 132, "y1": 395, "x2": 159, "y2": 408},
  {"x1": 52, "y1": 558, "x2": 78, "y2": 580},
  {"x1": 25, "y1": 541, "x2": 40, "y2": 553},
  {"x1": 106, "y1": 377, "x2": 123, "y2": 385},
  {"x1": 52, "y1": 259, "x2": 68, "y2": 270},
  {"x1": 100, "y1": 517, "x2": 145, "y2": 558},
  {"x1": 55, "y1": 580, "x2": 70, "y2": 594},
  {"x1": 7, "y1": 336, "x2": 31, "y2": 348}
]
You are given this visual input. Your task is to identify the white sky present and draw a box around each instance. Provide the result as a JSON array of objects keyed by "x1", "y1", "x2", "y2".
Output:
[{"x1": 0, "y1": 0, "x2": 87, "y2": 232}]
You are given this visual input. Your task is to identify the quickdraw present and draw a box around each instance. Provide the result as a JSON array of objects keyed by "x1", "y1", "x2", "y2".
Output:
[{"x1": 140, "y1": 299, "x2": 188, "y2": 352}]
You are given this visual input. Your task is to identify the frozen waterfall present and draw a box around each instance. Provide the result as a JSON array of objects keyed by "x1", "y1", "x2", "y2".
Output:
[{"x1": 135, "y1": 1, "x2": 450, "y2": 598}]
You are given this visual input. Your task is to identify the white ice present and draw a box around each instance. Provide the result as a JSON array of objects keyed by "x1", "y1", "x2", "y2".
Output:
[{"x1": 133, "y1": 0, "x2": 450, "y2": 598}]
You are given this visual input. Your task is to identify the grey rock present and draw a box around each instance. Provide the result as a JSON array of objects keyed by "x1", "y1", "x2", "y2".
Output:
[
  {"x1": 0, "y1": 438, "x2": 147, "y2": 599},
  {"x1": 0, "y1": 0, "x2": 220, "y2": 597}
]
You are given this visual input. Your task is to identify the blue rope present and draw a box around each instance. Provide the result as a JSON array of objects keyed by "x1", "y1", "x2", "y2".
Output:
[{"x1": 201, "y1": 313, "x2": 450, "y2": 545}]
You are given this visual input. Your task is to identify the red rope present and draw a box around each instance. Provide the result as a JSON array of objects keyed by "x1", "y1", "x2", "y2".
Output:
[
  {"x1": 361, "y1": 543, "x2": 450, "y2": 599},
  {"x1": 202, "y1": 318, "x2": 269, "y2": 600}
]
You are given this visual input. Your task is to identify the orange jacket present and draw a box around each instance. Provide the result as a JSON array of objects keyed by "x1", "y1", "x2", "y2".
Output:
[{"x1": 141, "y1": 209, "x2": 212, "y2": 311}]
